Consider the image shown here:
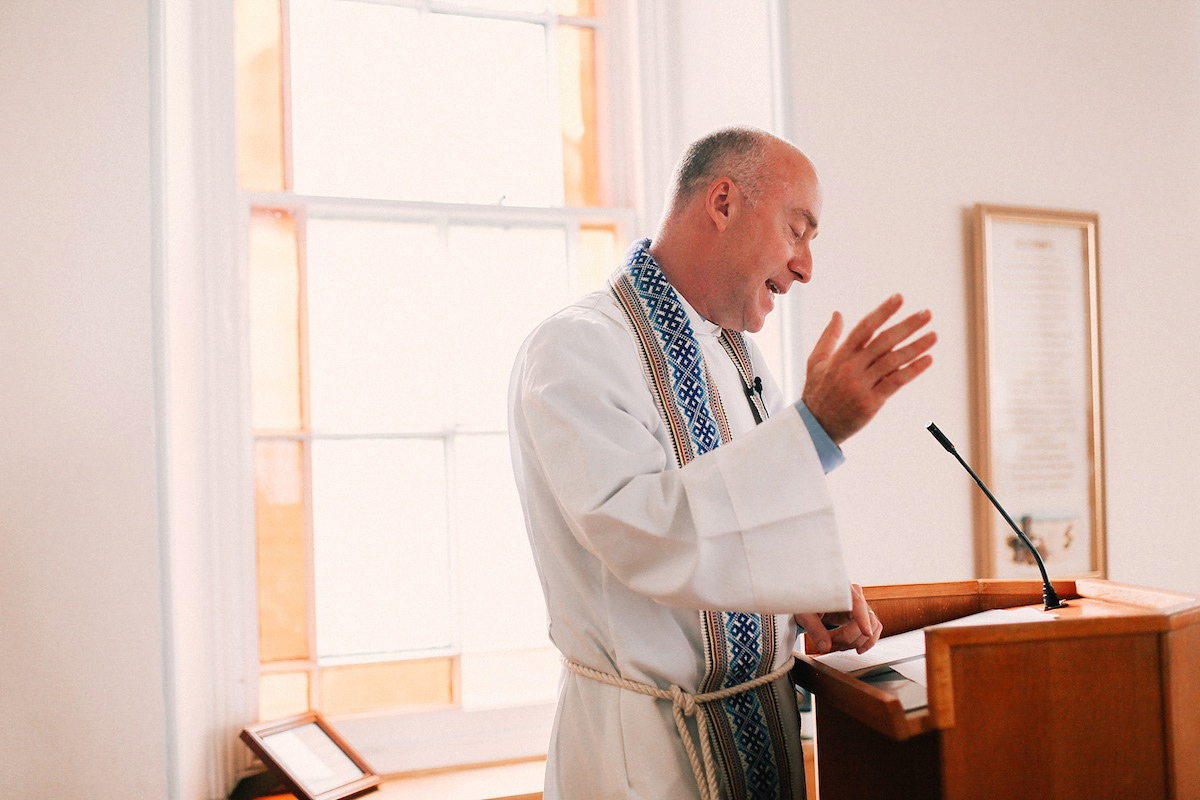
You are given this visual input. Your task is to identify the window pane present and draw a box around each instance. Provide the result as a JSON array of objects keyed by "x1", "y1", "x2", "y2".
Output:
[
  {"x1": 260, "y1": 671, "x2": 311, "y2": 720},
  {"x1": 559, "y1": 25, "x2": 600, "y2": 206},
  {"x1": 305, "y1": 219, "x2": 447, "y2": 434},
  {"x1": 448, "y1": 225, "x2": 569, "y2": 431},
  {"x1": 256, "y1": 440, "x2": 310, "y2": 662},
  {"x1": 235, "y1": 0, "x2": 285, "y2": 191},
  {"x1": 579, "y1": 222, "x2": 619, "y2": 293},
  {"x1": 311, "y1": 439, "x2": 451, "y2": 659},
  {"x1": 460, "y1": 647, "x2": 559, "y2": 710},
  {"x1": 320, "y1": 659, "x2": 454, "y2": 715},
  {"x1": 455, "y1": 435, "x2": 548, "y2": 653},
  {"x1": 289, "y1": 1, "x2": 559, "y2": 205},
  {"x1": 249, "y1": 209, "x2": 302, "y2": 431}
]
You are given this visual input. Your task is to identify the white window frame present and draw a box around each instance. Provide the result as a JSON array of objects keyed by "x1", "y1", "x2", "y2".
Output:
[{"x1": 240, "y1": 0, "x2": 644, "y2": 774}]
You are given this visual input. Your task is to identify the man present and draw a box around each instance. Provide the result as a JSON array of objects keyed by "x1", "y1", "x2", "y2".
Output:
[{"x1": 508, "y1": 127, "x2": 936, "y2": 799}]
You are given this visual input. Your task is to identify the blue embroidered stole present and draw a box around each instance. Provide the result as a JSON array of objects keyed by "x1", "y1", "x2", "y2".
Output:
[{"x1": 609, "y1": 240, "x2": 792, "y2": 799}]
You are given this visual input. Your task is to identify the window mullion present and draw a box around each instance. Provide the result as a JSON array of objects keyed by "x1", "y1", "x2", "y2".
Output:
[
  {"x1": 435, "y1": 211, "x2": 465, "y2": 691},
  {"x1": 279, "y1": 0, "x2": 296, "y2": 191}
]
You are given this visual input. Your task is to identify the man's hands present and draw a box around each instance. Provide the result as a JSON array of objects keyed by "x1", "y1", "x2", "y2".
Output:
[
  {"x1": 802, "y1": 294, "x2": 936, "y2": 445},
  {"x1": 795, "y1": 583, "x2": 882, "y2": 655}
]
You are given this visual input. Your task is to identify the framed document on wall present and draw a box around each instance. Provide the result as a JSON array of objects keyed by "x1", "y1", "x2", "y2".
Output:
[{"x1": 970, "y1": 204, "x2": 1106, "y2": 579}]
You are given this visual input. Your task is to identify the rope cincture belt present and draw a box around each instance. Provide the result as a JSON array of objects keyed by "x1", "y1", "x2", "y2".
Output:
[{"x1": 564, "y1": 655, "x2": 797, "y2": 800}]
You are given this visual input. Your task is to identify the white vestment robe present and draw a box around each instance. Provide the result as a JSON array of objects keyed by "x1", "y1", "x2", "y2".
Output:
[{"x1": 508, "y1": 285, "x2": 852, "y2": 799}]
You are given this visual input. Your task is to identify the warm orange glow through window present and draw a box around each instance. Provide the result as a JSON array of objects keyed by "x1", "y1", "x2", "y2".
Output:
[
  {"x1": 557, "y1": 0, "x2": 597, "y2": 16},
  {"x1": 559, "y1": 25, "x2": 600, "y2": 207},
  {"x1": 235, "y1": 0, "x2": 286, "y2": 191},
  {"x1": 321, "y1": 659, "x2": 455, "y2": 715},
  {"x1": 579, "y1": 223, "x2": 619, "y2": 292},
  {"x1": 255, "y1": 440, "x2": 309, "y2": 663},
  {"x1": 248, "y1": 208, "x2": 303, "y2": 432}
]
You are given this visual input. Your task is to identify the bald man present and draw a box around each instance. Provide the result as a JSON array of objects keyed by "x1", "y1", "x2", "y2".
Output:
[{"x1": 508, "y1": 127, "x2": 936, "y2": 799}]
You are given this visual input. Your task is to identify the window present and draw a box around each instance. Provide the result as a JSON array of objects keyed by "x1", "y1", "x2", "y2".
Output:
[{"x1": 235, "y1": 0, "x2": 634, "y2": 731}]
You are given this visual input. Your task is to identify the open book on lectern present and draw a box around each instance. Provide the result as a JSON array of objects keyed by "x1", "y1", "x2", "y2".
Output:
[{"x1": 808, "y1": 606, "x2": 1057, "y2": 711}]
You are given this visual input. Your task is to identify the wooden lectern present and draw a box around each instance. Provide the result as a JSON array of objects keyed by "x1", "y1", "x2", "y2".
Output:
[{"x1": 792, "y1": 579, "x2": 1200, "y2": 799}]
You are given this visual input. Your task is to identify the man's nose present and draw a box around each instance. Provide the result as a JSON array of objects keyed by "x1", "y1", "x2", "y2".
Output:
[{"x1": 790, "y1": 248, "x2": 812, "y2": 283}]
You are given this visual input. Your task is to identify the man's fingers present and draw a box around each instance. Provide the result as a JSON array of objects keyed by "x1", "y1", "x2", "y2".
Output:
[
  {"x1": 849, "y1": 584, "x2": 872, "y2": 633},
  {"x1": 852, "y1": 612, "x2": 884, "y2": 654},
  {"x1": 841, "y1": 293, "x2": 903, "y2": 352},
  {"x1": 795, "y1": 613, "x2": 833, "y2": 654},
  {"x1": 874, "y1": 353, "x2": 935, "y2": 396},
  {"x1": 807, "y1": 311, "x2": 844, "y2": 369},
  {"x1": 846, "y1": 583, "x2": 883, "y2": 654},
  {"x1": 863, "y1": 309, "x2": 933, "y2": 363},
  {"x1": 867, "y1": 331, "x2": 938, "y2": 386},
  {"x1": 796, "y1": 592, "x2": 884, "y2": 655},
  {"x1": 804, "y1": 294, "x2": 938, "y2": 445}
]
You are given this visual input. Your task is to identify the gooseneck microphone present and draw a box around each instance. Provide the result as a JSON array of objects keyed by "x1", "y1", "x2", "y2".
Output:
[{"x1": 926, "y1": 422, "x2": 1068, "y2": 611}]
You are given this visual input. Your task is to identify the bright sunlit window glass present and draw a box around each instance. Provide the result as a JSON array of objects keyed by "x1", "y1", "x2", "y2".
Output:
[
  {"x1": 448, "y1": 225, "x2": 570, "y2": 431},
  {"x1": 288, "y1": 2, "x2": 559, "y2": 206},
  {"x1": 455, "y1": 434, "x2": 558, "y2": 709},
  {"x1": 304, "y1": 219, "x2": 447, "y2": 435},
  {"x1": 255, "y1": 440, "x2": 309, "y2": 663},
  {"x1": 248, "y1": 208, "x2": 302, "y2": 432},
  {"x1": 259, "y1": 671, "x2": 310, "y2": 721},
  {"x1": 235, "y1": 0, "x2": 285, "y2": 191},
  {"x1": 311, "y1": 438, "x2": 452, "y2": 659}
]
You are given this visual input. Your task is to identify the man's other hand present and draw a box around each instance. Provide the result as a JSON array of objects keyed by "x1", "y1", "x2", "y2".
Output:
[{"x1": 795, "y1": 583, "x2": 883, "y2": 655}]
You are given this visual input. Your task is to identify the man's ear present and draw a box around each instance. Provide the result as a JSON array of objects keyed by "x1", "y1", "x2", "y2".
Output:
[{"x1": 704, "y1": 177, "x2": 737, "y2": 232}]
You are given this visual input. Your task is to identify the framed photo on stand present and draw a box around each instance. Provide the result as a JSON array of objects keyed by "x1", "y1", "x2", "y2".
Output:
[
  {"x1": 240, "y1": 711, "x2": 381, "y2": 800},
  {"x1": 970, "y1": 204, "x2": 1107, "y2": 579}
]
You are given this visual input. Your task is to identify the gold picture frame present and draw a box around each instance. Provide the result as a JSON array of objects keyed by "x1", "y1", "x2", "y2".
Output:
[
  {"x1": 970, "y1": 204, "x2": 1106, "y2": 579},
  {"x1": 240, "y1": 712, "x2": 381, "y2": 800}
]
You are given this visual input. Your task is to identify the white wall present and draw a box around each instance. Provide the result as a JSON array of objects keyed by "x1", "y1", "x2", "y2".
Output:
[
  {"x1": 788, "y1": 1, "x2": 1200, "y2": 593},
  {"x1": 0, "y1": 2, "x2": 171, "y2": 798}
]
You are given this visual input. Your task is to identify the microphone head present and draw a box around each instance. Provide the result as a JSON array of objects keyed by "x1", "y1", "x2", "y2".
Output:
[{"x1": 926, "y1": 422, "x2": 956, "y2": 453}]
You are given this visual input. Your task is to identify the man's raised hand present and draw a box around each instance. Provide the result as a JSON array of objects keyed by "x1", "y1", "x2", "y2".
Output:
[{"x1": 801, "y1": 294, "x2": 936, "y2": 445}]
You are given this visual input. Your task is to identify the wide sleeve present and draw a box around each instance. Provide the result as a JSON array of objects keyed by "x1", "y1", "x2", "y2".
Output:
[{"x1": 510, "y1": 308, "x2": 852, "y2": 615}]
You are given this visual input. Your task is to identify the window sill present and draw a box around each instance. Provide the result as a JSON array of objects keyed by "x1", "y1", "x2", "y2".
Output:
[
  {"x1": 333, "y1": 702, "x2": 555, "y2": 776},
  {"x1": 376, "y1": 760, "x2": 544, "y2": 800}
]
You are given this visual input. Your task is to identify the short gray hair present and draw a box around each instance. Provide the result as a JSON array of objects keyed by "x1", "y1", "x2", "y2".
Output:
[{"x1": 668, "y1": 126, "x2": 774, "y2": 207}]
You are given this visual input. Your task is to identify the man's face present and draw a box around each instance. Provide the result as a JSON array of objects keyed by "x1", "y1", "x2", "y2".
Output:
[{"x1": 709, "y1": 148, "x2": 821, "y2": 333}]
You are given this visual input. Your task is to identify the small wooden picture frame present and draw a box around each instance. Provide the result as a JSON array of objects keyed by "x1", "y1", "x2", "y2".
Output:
[{"x1": 240, "y1": 712, "x2": 381, "y2": 800}]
